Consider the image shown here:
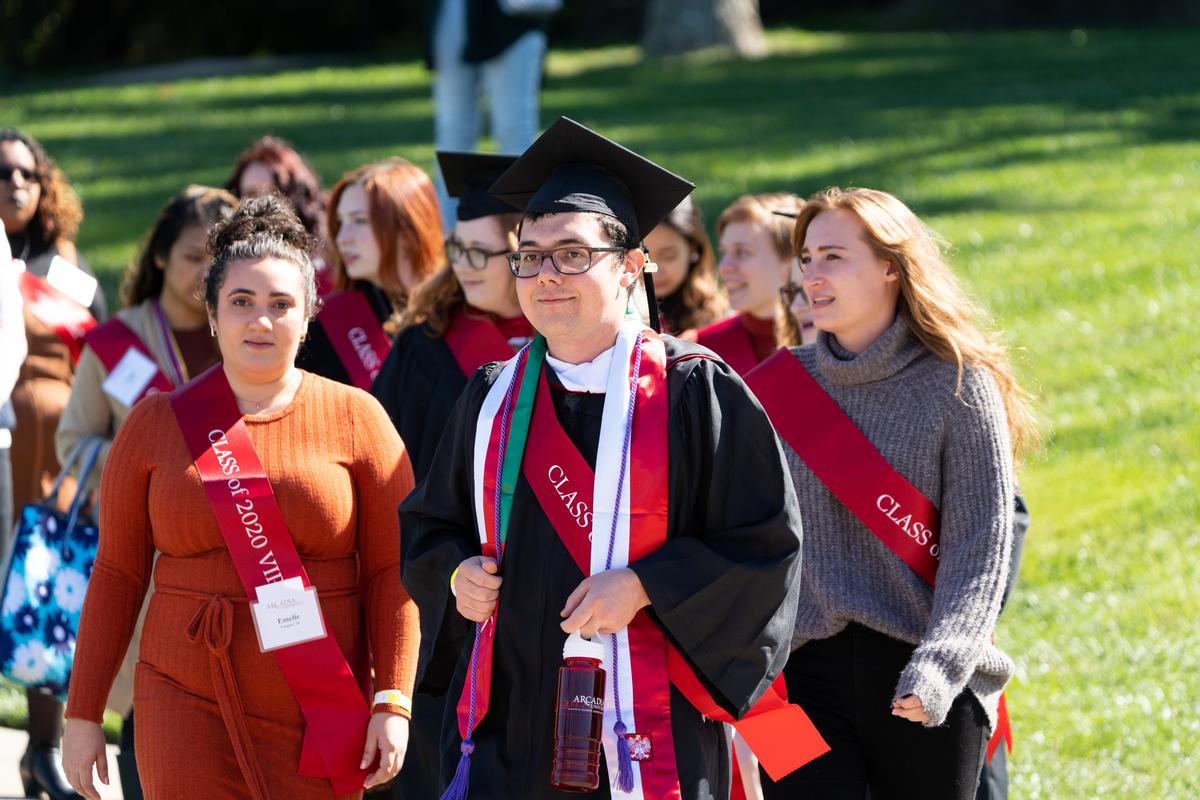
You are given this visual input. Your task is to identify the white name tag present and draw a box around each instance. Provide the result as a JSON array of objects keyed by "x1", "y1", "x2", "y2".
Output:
[
  {"x1": 45, "y1": 255, "x2": 98, "y2": 308},
  {"x1": 102, "y1": 348, "x2": 160, "y2": 406},
  {"x1": 250, "y1": 577, "x2": 327, "y2": 652}
]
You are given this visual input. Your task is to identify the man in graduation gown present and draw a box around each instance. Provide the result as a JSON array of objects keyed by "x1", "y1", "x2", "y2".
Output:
[{"x1": 400, "y1": 117, "x2": 809, "y2": 800}]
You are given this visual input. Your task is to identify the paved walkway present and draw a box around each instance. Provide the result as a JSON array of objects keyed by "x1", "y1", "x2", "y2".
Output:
[{"x1": 0, "y1": 727, "x2": 122, "y2": 799}]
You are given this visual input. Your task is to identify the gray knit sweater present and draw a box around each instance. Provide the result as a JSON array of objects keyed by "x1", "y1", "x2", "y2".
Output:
[{"x1": 784, "y1": 316, "x2": 1015, "y2": 731}]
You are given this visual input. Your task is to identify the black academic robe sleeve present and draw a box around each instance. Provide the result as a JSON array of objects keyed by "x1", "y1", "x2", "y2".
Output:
[
  {"x1": 370, "y1": 322, "x2": 470, "y2": 483},
  {"x1": 398, "y1": 365, "x2": 497, "y2": 692},
  {"x1": 630, "y1": 339, "x2": 804, "y2": 719}
]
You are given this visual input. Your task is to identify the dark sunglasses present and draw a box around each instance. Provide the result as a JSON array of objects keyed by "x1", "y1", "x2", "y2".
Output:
[{"x1": 0, "y1": 165, "x2": 39, "y2": 184}]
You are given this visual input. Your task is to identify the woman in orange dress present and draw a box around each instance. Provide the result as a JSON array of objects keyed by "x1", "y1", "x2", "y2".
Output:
[{"x1": 62, "y1": 195, "x2": 419, "y2": 799}]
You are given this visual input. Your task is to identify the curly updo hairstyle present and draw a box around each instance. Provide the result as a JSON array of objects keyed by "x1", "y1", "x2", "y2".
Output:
[{"x1": 203, "y1": 194, "x2": 320, "y2": 320}]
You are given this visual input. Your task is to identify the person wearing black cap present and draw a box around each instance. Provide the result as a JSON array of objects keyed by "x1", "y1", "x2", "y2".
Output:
[
  {"x1": 370, "y1": 153, "x2": 533, "y2": 800},
  {"x1": 372, "y1": 152, "x2": 533, "y2": 483},
  {"x1": 400, "y1": 118, "x2": 816, "y2": 800}
]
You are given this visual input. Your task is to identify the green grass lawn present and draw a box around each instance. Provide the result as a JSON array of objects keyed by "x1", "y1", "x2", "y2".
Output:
[{"x1": 3, "y1": 26, "x2": 1198, "y2": 795}]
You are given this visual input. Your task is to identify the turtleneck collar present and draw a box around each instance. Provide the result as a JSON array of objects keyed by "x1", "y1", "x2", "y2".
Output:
[{"x1": 814, "y1": 314, "x2": 925, "y2": 387}]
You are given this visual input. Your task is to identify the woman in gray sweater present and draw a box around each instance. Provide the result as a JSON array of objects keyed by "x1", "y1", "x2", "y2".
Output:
[{"x1": 752, "y1": 187, "x2": 1038, "y2": 800}]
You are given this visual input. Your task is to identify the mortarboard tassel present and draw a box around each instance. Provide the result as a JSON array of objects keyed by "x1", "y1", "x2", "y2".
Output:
[
  {"x1": 440, "y1": 739, "x2": 474, "y2": 800},
  {"x1": 613, "y1": 719, "x2": 635, "y2": 793}
]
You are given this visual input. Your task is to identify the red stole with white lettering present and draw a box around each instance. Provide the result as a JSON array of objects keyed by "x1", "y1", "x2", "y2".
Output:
[
  {"x1": 694, "y1": 315, "x2": 758, "y2": 376},
  {"x1": 84, "y1": 319, "x2": 174, "y2": 402},
  {"x1": 443, "y1": 309, "x2": 520, "y2": 379},
  {"x1": 745, "y1": 349, "x2": 1013, "y2": 758},
  {"x1": 317, "y1": 290, "x2": 390, "y2": 390},
  {"x1": 468, "y1": 327, "x2": 828, "y2": 797},
  {"x1": 18, "y1": 271, "x2": 96, "y2": 363},
  {"x1": 169, "y1": 366, "x2": 372, "y2": 795}
]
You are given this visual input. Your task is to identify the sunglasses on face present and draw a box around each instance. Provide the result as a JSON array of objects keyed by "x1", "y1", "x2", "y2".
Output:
[{"x1": 0, "y1": 165, "x2": 39, "y2": 184}]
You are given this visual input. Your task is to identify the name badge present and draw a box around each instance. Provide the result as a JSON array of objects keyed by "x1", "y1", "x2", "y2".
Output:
[
  {"x1": 250, "y1": 577, "x2": 327, "y2": 652},
  {"x1": 46, "y1": 255, "x2": 98, "y2": 308},
  {"x1": 102, "y1": 348, "x2": 160, "y2": 406}
]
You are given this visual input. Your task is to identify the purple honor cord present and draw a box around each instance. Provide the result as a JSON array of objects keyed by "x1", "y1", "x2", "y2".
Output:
[
  {"x1": 441, "y1": 344, "x2": 529, "y2": 800},
  {"x1": 605, "y1": 332, "x2": 644, "y2": 794}
]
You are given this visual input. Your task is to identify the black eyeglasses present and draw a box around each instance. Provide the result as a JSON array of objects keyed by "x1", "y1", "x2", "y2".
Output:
[
  {"x1": 445, "y1": 238, "x2": 509, "y2": 270},
  {"x1": 507, "y1": 246, "x2": 625, "y2": 278},
  {"x1": 779, "y1": 282, "x2": 807, "y2": 306},
  {"x1": 0, "y1": 165, "x2": 39, "y2": 184}
]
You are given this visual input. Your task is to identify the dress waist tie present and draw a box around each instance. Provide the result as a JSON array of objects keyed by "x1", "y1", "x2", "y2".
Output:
[{"x1": 185, "y1": 595, "x2": 272, "y2": 800}]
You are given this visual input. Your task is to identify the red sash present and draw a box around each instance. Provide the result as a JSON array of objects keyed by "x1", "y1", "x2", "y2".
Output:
[
  {"x1": 694, "y1": 315, "x2": 759, "y2": 376},
  {"x1": 84, "y1": 319, "x2": 174, "y2": 401},
  {"x1": 517, "y1": 348, "x2": 829, "y2": 784},
  {"x1": 745, "y1": 349, "x2": 1012, "y2": 758},
  {"x1": 317, "y1": 290, "x2": 390, "y2": 391},
  {"x1": 18, "y1": 271, "x2": 96, "y2": 363},
  {"x1": 170, "y1": 366, "x2": 372, "y2": 795},
  {"x1": 443, "y1": 309, "x2": 519, "y2": 378}
]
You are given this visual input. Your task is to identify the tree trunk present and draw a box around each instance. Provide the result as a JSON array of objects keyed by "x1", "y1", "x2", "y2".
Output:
[{"x1": 642, "y1": 0, "x2": 767, "y2": 59}]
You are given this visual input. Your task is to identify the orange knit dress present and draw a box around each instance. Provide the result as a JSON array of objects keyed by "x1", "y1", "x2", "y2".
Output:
[{"x1": 65, "y1": 371, "x2": 419, "y2": 800}]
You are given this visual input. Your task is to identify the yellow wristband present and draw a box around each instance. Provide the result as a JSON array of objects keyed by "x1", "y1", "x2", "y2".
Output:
[
  {"x1": 373, "y1": 690, "x2": 413, "y2": 714},
  {"x1": 450, "y1": 564, "x2": 461, "y2": 597}
]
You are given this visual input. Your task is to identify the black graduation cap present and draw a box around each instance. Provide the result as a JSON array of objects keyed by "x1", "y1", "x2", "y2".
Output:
[
  {"x1": 437, "y1": 151, "x2": 521, "y2": 222},
  {"x1": 488, "y1": 117, "x2": 694, "y2": 241}
]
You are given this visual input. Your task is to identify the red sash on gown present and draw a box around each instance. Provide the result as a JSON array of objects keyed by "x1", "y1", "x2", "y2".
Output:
[
  {"x1": 84, "y1": 319, "x2": 174, "y2": 401},
  {"x1": 693, "y1": 315, "x2": 758, "y2": 376},
  {"x1": 317, "y1": 290, "x2": 390, "y2": 390}
]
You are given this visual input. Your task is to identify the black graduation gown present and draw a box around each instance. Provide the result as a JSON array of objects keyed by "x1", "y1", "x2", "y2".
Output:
[
  {"x1": 371, "y1": 321, "x2": 471, "y2": 485},
  {"x1": 400, "y1": 336, "x2": 804, "y2": 800},
  {"x1": 294, "y1": 282, "x2": 394, "y2": 384},
  {"x1": 370, "y1": 320, "x2": 476, "y2": 800}
]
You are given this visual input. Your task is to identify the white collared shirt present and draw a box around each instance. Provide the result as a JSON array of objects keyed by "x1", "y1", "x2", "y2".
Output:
[{"x1": 545, "y1": 344, "x2": 616, "y2": 394}]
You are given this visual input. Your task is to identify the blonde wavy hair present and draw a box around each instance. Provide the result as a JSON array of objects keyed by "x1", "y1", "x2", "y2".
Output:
[{"x1": 793, "y1": 187, "x2": 1039, "y2": 463}]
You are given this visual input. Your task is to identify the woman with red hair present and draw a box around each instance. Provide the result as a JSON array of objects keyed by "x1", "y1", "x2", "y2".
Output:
[{"x1": 295, "y1": 159, "x2": 444, "y2": 389}]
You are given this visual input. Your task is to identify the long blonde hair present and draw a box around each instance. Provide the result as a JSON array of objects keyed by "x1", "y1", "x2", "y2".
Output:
[{"x1": 793, "y1": 187, "x2": 1039, "y2": 463}]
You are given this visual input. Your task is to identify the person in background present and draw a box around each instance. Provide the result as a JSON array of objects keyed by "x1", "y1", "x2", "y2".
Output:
[
  {"x1": 62, "y1": 195, "x2": 419, "y2": 800},
  {"x1": 692, "y1": 192, "x2": 802, "y2": 375},
  {"x1": 748, "y1": 187, "x2": 1037, "y2": 800},
  {"x1": 371, "y1": 150, "x2": 531, "y2": 800},
  {"x1": 642, "y1": 195, "x2": 727, "y2": 336},
  {"x1": 296, "y1": 158, "x2": 444, "y2": 390},
  {"x1": 775, "y1": 259, "x2": 818, "y2": 349},
  {"x1": 401, "y1": 117, "x2": 817, "y2": 799},
  {"x1": 425, "y1": 0, "x2": 554, "y2": 228},
  {"x1": 2, "y1": 126, "x2": 105, "y2": 800},
  {"x1": 224, "y1": 134, "x2": 333, "y2": 294},
  {"x1": 54, "y1": 185, "x2": 237, "y2": 800}
]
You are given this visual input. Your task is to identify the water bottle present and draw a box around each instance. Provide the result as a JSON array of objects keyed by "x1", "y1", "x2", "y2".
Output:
[{"x1": 550, "y1": 632, "x2": 606, "y2": 792}]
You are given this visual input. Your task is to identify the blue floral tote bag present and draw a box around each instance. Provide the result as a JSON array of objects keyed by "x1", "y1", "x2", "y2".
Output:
[{"x1": 0, "y1": 436, "x2": 103, "y2": 699}]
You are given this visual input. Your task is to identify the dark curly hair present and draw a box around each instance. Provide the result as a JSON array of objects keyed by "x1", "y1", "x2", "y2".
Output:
[
  {"x1": 224, "y1": 136, "x2": 325, "y2": 237},
  {"x1": 121, "y1": 185, "x2": 238, "y2": 307},
  {"x1": 0, "y1": 128, "x2": 83, "y2": 247},
  {"x1": 204, "y1": 194, "x2": 319, "y2": 320}
]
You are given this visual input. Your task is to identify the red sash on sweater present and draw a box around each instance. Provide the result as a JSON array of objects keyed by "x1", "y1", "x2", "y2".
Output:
[
  {"x1": 317, "y1": 290, "x2": 390, "y2": 391},
  {"x1": 745, "y1": 349, "x2": 1013, "y2": 759},
  {"x1": 18, "y1": 271, "x2": 96, "y2": 363},
  {"x1": 170, "y1": 366, "x2": 372, "y2": 795},
  {"x1": 84, "y1": 319, "x2": 174, "y2": 402}
]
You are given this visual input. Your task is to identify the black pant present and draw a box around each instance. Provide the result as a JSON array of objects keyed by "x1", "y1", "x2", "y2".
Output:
[{"x1": 762, "y1": 624, "x2": 988, "y2": 800}]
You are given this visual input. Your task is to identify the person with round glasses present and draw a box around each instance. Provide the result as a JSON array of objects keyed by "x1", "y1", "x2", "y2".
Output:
[
  {"x1": 370, "y1": 151, "x2": 530, "y2": 800},
  {"x1": 295, "y1": 159, "x2": 445, "y2": 390}
]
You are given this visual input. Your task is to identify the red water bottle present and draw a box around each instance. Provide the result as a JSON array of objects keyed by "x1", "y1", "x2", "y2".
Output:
[{"x1": 551, "y1": 632, "x2": 607, "y2": 792}]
